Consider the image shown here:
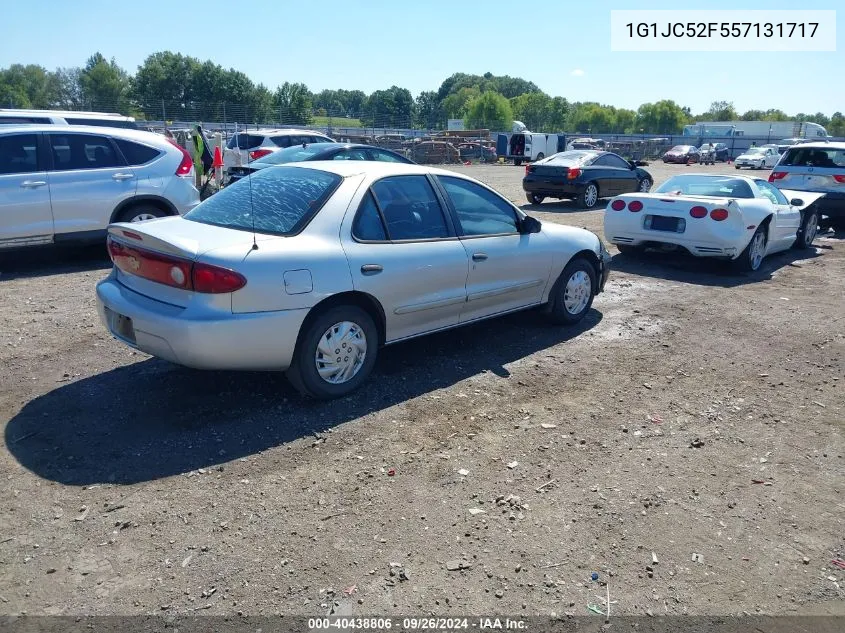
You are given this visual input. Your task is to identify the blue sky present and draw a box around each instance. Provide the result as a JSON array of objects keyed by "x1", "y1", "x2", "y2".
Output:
[{"x1": 1, "y1": 0, "x2": 841, "y2": 114}]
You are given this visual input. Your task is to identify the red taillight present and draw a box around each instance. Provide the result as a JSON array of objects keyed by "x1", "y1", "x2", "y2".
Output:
[
  {"x1": 833, "y1": 175, "x2": 845, "y2": 183},
  {"x1": 166, "y1": 138, "x2": 195, "y2": 177},
  {"x1": 628, "y1": 200, "x2": 643, "y2": 212},
  {"x1": 768, "y1": 171, "x2": 787, "y2": 182},
  {"x1": 689, "y1": 206, "x2": 707, "y2": 219},
  {"x1": 567, "y1": 168, "x2": 582, "y2": 180},
  {"x1": 610, "y1": 200, "x2": 626, "y2": 211},
  {"x1": 108, "y1": 237, "x2": 192, "y2": 289},
  {"x1": 525, "y1": 164, "x2": 531, "y2": 175},
  {"x1": 192, "y1": 263, "x2": 247, "y2": 294},
  {"x1": 106, "y1": 237, "x2": 246, "y2": 294},
  {"x1": 710, "y1": 208, "x2": 729, "y2": 221},
  {"x1": 249, "y1": 149, "x2": 273, "y2": 161}
]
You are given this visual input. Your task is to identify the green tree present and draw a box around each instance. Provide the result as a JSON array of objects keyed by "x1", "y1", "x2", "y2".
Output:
[
  {"x1": 510, "y1": 92, "x2": 552, "y2": 131},
  {"x1": 132, "y1": 51, "x2": 201, "y2": 119},
  {"x1": 0, "y1": 64, "x2": 57, "y2": 108},
  {"x1": 465, "y1": 91, "x2": 512, "y2": 130},
  {"x1": 566, "y1": 103, "x2": 615, "y2": 133},
  {"x1": 273, "y1": 82, "x2": 313, "y2": 125},
  {"x1": 79, "y1": 53, "x2": 130, "y2": 112},
  {"x1": 414, "y1": 90, "x2": 443, "y2": 129},
  {"x1": 740, "y1": 109, "x2": 766, "y2": 121},
  {"x1": 51, "y1": 67, "x2": 84, "y2": 109},
  {"x1": 703, "y1": 100, "x2": 737, "y2": 121},
  {"x1": 828, "y1": 112, "x2": 845, "y2": 136},
  {"x1": 614, "y1": 108, "x2": 637, "y2": 133},
  {"x1": 441, "y1": 87, "x2": 480, "y2": 120},
  {"x1": 547, "y1": 97, "x2": 570, "y2": 130},
  {"x1": 362, "y1": 86, "x2": 413, "y2": 128},
  {"x1": 634, "y1": 100, "x2": 688, "y2": 134}
]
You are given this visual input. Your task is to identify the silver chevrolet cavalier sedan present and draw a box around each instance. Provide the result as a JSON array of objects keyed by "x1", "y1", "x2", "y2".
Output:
[{"x1": 96, "y1": 161, "x2": 611, "y2": 399}]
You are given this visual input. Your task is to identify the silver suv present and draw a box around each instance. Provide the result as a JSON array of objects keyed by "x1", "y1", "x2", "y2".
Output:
[
  {"x1": 223, "y1": 128, "x2": 333, "y2": 173},
  {"x1": 0, "y1": 125, "x2": 200, "y2": 250},
  {"x1": 769, "y1": 141, "x2": 845, "y2": 231}
]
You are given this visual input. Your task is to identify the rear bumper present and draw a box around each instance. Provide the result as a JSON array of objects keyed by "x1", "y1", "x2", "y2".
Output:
[
  {"x1": 96, "y1": 275, "x2": 309, "y2": 371},
  {"x1": 523, "y1": 177, "x2": 583, "y2": 197},
  {"x1": 605, "y1": 217, "x2": 747, "y2": 259}
]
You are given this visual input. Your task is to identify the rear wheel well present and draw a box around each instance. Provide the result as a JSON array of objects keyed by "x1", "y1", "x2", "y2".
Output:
[
  {"x1": 110, "y1": 197, "x2": 176, "y2": 224},
  {"x1": 297, "y1": 292, "x2": 387, "y2": 351}
]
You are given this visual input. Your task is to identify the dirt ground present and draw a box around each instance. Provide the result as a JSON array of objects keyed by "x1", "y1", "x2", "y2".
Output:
[{"x1": 1, "y1": 161, "x2": 843, "y2": 618}]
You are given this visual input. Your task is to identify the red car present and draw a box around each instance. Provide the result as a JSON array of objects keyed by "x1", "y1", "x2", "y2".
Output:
[{"x1": 663, "y1": 145, "x2": 700, "y2": 164}]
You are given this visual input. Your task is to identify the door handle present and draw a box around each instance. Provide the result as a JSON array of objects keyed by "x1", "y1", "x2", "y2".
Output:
[
  {"x1": 20, "y1": 180, "x2": 47, "y2": 188},
  {"x1": 472, "y1": 252, "x2": 488, "y2": 261},
  {"x1": 361, "y1": 264, "x2": 383, "y2": 275},
  {"x1": 112, "y1": 173, "x2": 135, "y2": 181}
]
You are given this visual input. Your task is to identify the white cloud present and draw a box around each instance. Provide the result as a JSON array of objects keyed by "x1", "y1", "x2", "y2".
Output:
[{"x1": 570, "y1": 69, "x2": 585, "y2": 77}]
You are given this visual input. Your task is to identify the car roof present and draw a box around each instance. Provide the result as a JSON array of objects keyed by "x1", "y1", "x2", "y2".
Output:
[
  {"x1": 676, "y1": 172, "x2": 759, "y2": 182},
  {"x1": 240, "y1": 128, "x2": 330, "y2": 136},
  {"x1": 283, "y1": 160, "x2": 460, "y2": 179},
  {"x1": 0, "y1": 124, "x2": 173, "y2": 145},
  {"x1": 785, "y1": 141, "x2": 845, "y2": 150}
]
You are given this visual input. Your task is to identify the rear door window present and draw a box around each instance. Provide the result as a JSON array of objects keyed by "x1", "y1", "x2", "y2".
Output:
[
  {"x1": 48, "y1": 133, "x2": 124, "y2": 170},
  {"x1": 780, "y1": 147, "x2": 845, "y2": 168},
  {"x1": 352, "y1": 192, "x2": 388, "y2": 241},
  {"x1": 229, "y1": 133, "x2": 265, "y2": 150},
  {"x1": 271, "y1": 135, "x2": 293, "y2": 148},
  {"x1": 371, "y1": 175, "x2": 450, "y2": 240},
  {"x1": 184, "y1": 166, "x2": 342, "y2": 235},
  {"x1": 0, "y1": 133, "x2": 40, "y2": 174},
  {"x1": 115, "y1": 139, "x2": 161, "y2": 165}
]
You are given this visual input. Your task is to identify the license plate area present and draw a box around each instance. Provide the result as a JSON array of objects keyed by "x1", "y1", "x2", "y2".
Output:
[
  {"x1": 105, "y1": 307, "x2": 136, "y2": 344},
  {"x1": 645, "y1": 214, "x2": 686, "y2": 233}
]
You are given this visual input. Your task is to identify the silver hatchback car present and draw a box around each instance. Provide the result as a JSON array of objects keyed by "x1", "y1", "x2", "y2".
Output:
[
  {"x1": 0, "y1": 125, "x2": 199, "y2": 250},
  {"x1": 96, "y1": 162, "x2": 611, "y2": 399}
]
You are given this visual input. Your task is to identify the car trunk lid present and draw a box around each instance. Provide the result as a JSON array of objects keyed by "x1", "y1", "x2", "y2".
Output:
[{"x1": 107, "y1": 217, "x2": 255, "y2": 308}]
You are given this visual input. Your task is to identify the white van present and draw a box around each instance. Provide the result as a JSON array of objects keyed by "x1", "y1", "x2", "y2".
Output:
[
  {"x1": 500, "y1": 122, "x2": 560, "y2": 166},
  {"x1": 0, "y1": 109, "x2": 137, "y2": 129}
]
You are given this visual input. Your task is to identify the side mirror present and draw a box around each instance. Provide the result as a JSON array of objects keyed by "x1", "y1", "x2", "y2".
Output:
[
  {"x1": 790, "y1": 198, "x2": 804, "y2": 207},
  {"x1": 628, "y1": 161, "x2": 636, "y2": 170},
  {"x1": 521, "y1": 215, "x2": 542, "y2": 234}
]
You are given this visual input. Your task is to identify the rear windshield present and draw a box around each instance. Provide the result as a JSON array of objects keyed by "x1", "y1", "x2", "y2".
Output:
[
  {"x1": 65, "y1": 118, "x2": 137, "y2": 129},
  {"x1": 542, "y1": 151, "x2": 595, "y2": 166},
  {"x1": 184, "y1": 166, "x2": 342, "y2": 236},
  {"x1": 226, "y1": 133, "x2": 265, "y2": 150},
  {"x1": 780, "y1": 147, "x2": 845, "y2": 168},
  {"x1": 655, "y1": 175, "x2": 754, "y2": 198},
  {"x1": 669, "y1": 146, "x2": 693, "y2": 152},
  {"x1": 256, "y1": 143, "x2": 340, "y2": 165}
]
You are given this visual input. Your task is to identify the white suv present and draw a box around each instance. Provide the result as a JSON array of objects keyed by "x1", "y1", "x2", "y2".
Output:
[
  {"x1": 769, "y1": 141, "x2": 845, "y2": 231},
  {"x1": 0, "y1": 125, "x2": 200, "y2": 250},
  {"x1": 223, "y1": 128, "x2": 333, "y2": 172}
]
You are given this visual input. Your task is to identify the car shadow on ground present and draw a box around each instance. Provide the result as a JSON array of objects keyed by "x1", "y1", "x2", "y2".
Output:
[
  {"x1": 5, "y1": 308, "x2": 602, "y2": 486},
  {"x1": 521, "y1": 200, "x2": 609, "y2": 214},
  {"x1": 0, "y1": 245, "x2": 111, "y2": 281},
  {"x1": 610, "y1": 243, "x2": 828, "y2": 288}
]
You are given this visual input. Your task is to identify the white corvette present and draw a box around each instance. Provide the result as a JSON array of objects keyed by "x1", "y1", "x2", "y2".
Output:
[{"x1": 604, "y1": 174, "x2": 824, "y2": 271}]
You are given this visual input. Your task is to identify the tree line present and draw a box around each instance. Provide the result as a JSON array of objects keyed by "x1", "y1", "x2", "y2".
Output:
[{"x1": 2, "y1": 53, "x2": 843, "y2": 136}]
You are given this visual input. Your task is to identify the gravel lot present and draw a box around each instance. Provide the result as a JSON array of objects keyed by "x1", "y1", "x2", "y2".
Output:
[{"x1": 1, "y1": 161, "x2": 843, "y2": 617}]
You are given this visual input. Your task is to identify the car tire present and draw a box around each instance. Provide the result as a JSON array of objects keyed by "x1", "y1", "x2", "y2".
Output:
[
  {"x1": 637, "y1": 177, "x2": 652, "y2": 192},
  {"x1": 793, "y1": 209, "x2": 819, "y2": 249},
  {"x1": 118, "y1": 204, "x2": 168, "y2": 223},
  {"x1": 286, "y1": 305, "x2": 378, "y2": 400},
  {"x1": 514, "y1": 159, "x2": 522, "y2": 166},
  {"x1": 577, "y1": 182, "x2": 600, "y2": 209},
  {"x1": 546, "y1": 257, "x2": 596, "y2": 326},
  {"x1": 735, "y1": 165, "x2": 741, "y2": 170},
  {"x1": 536, "y1": 153, "x2": 545, "y2": 161},
  {"x1": 735, "y1": 225, "x2": 767, "y2": 272},
  {"x1": 526, "y1": 193, "x2": 545, "y2": 205}
]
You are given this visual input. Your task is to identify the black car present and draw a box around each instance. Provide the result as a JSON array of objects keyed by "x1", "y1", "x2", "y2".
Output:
[
  {"x1": 522, "y1": 150, "x2": 653, "y2": 208},
  {"x1": 226, "y1": 143, "x2": 414, "y2": 184}
]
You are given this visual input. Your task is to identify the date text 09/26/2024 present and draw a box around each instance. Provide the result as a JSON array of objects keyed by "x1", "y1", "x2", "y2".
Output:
[{"x1": 308, "y1": 617, "x2": 527, "y2": 630}]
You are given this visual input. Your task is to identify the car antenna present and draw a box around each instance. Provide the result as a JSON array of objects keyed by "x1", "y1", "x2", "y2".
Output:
[{"x1": 247, "y1": 152, "x2": 258, "y2": 251}]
